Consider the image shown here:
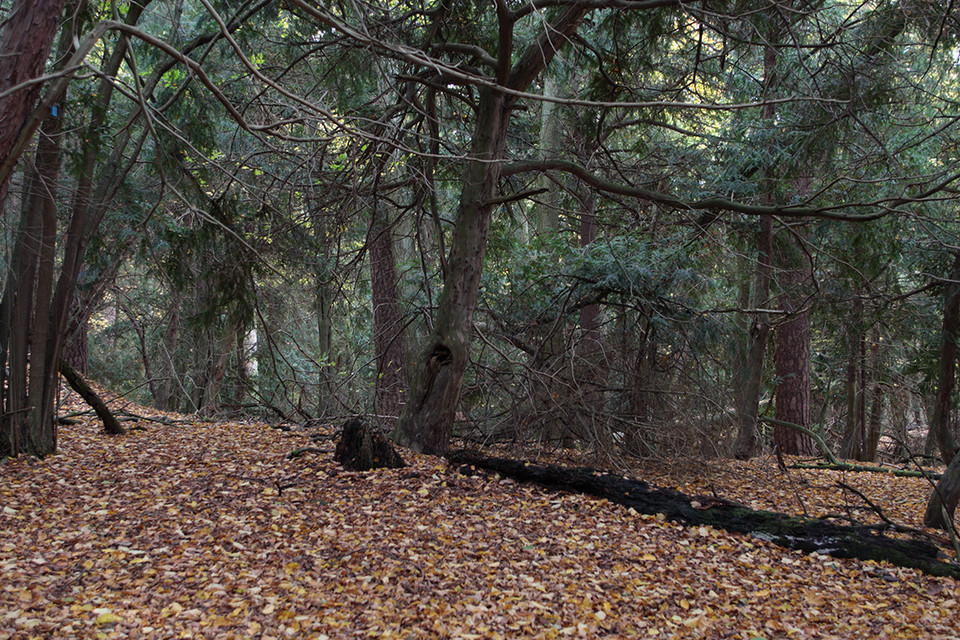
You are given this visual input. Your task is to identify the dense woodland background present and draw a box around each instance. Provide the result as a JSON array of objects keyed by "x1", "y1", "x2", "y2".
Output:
[{"x1": 4, "y1": 0, "x2": 960, "y2": 523}]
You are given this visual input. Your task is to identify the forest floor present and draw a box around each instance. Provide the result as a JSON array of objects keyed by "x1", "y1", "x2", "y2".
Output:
[{"x1": 1, "y1": 389, "x2": 959, "y2": 639}]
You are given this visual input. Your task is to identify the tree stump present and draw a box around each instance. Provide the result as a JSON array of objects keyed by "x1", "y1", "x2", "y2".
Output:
[{"x1": 335, "y1": 419, "x2": 406, "y2": 471}]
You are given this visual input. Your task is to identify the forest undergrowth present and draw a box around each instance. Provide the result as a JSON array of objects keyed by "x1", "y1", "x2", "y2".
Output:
[{"x1": 1, "y1": 388, "x2": 959, "y2": 639}]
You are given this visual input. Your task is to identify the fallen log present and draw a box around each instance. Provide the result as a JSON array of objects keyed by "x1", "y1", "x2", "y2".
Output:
[
  {"x1": 447, "y1": 450, "x2": 960, "y2": 579},
  {"x1": 59, "y1": 359, "x2": 124, "y2": 435}
]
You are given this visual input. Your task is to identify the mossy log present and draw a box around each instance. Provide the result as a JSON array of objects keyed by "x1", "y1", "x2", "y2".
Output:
[
  {"x1": 447, "y1": 450, "x2": 959, "y2": 579},
  {"x1": 335, "y1": 419, "x2": 406, "y2": 471}
]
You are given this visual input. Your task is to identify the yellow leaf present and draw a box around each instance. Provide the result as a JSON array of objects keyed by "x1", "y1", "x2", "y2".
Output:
[{"x1": 95, "y1": 613, "x2": 122, "y2": 625}]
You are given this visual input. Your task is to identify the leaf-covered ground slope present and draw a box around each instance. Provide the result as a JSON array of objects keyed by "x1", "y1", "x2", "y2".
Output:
[{"x1": 2, "y1": 404, "x2": 958, "y2": 639}]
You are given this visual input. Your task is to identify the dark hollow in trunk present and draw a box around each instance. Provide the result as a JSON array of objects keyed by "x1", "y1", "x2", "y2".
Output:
[{"x1": 335, "y1": 419, "x2": 407, "y2": 471}]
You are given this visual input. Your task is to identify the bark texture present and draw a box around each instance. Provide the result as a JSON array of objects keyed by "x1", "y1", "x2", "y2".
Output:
[{"x1": 773, "y1": 232, "x2": 815, "y2": 456}]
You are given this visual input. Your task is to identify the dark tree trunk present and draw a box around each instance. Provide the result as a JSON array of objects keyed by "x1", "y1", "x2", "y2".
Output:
[
  {"x1": 625, "y1": 318, "x2": 656, "y2": 455},
  {"x1": 450, "y1": 450, "x2": 958, "y2": 579},
  {"x1": 63, "y1": 297, "x2": 90, "y2": 375},
  {"x1": 0, "y1": 0, "x2": 69, "y2": 201},
  {"x1": 59, "y1": 359, "x2": 124, "y2": 435},
  {"x1": 927, "y1": 252, "x2": 960, "y2": 464},
  {"x1": 840, "y1": 301, "x2": 866, "y2": 460},
  {"x1": 864, "y1": 329, "x2": 885, "y2": 461},
  {"x1": 197, "y1": 321, "x2": 238, "y2": 417},
  {"x1": 0, "y1": 41, "x2": 68, "y2": 457},
  {"x1": 154, "y1": 294, "x2": 182, "y2": 411},
  {"x1": 577, "y1": 188, "x2": 610, "y2": 450},
  {"x1": 336, "y1": 419, "x2": 406, "y2": 471},
  {"x1": 732, "y1": 42, "x2": 778, "y2": 459}
]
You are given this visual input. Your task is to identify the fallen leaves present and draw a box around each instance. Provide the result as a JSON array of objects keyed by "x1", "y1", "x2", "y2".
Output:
[{"x1": 1, "y1": 400, "x2": 959, "y2": 639}]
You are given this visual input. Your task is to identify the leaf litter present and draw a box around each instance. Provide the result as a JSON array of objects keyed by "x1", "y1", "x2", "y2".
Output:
[{"x1": 1, "y1": 397, "x2": 959, "y2": 639}]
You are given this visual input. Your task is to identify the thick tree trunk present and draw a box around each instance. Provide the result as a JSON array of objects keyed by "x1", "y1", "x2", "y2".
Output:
[
  {"x1": 0, "y1": 13, "x2": 71, "y2": 457},
  {"x1": 197, "y1": 321, "x2": 238, "y2": 417},
  {"x1": 924, "y1": 448, "x2": 960, "y2": 530},
  {"x1": 773, "y1": 231, "x2": 816, "y2": 456},
  {"x1": 451, "y1": 450, "x2": 958, "y2": 578},
  {"x1": 0, "y1": 0, "x2": 69, "y2": 202},
  {"x1": 927, "y1": 252, "x2": 960, "y2": 463},
  {"x1": 23, "y1": 113, "x2": 62, "y2": 456}
]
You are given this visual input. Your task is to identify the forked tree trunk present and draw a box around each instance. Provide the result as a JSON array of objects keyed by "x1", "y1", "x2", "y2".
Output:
[{"x1": 0, "y1": 8, "x2": 71, "y2": 457}]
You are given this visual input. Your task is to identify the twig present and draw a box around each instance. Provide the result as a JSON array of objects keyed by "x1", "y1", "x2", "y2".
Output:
[{"x1": 836, "y1": 481, "x2": 894, "y2": 526}]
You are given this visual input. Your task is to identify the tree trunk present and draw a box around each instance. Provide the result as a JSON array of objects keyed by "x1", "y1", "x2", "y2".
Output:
[
  {"x1": 732, "y1": 41, "x2": 778, "y2": 459},
  {"x1": 154, "y1": 294, "x2": 182, "y2": 411},
  {"x1": 0, "y1": 0, "x2": 69, "y2": 202},
  {"x1": 773, "y1": 230, "x2": 815, "y2": 456},
  {"x1": 370, "y1": 201, "x2": 408, "y2": 426},
  {"x1": 732, "y1": 215, "x2": 773, "y2": 459},
  {"x1": 0, "y1": 12, "x2": 71, "y2": 457},
  {"x1": 59, "y1": 359, "x2": 124, "y2": 435},
  {"x1": 24, "y1": 113, "x2": 65, "y2": 456},
  {"x1": 625, "y1": 318, "x2": 656, "y2": 456},
  {"x1": 864, "y1": 328, "x2": 885, "y2": 461},
  {"x1": 392, "y1": 88, "x2": 509, "y2": 455},
  {"x1": 197, "y1": 320, "x2": 238, "y2": 417},
  {"x1": 926, "y1": 252, "x2": 960, "y2": 463},
  {"x1": 577, "y1": 188, "x2": 611, "y2": 451},
  {"x1": 924, "y1": 448, "x2": 960, "y2": 530},
  {"x1": 392, "y1": 6, "x2": 592, "y2": 454},
  {"x1": 840, "y1": 301, "x2": 866, "y2": 460}
]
